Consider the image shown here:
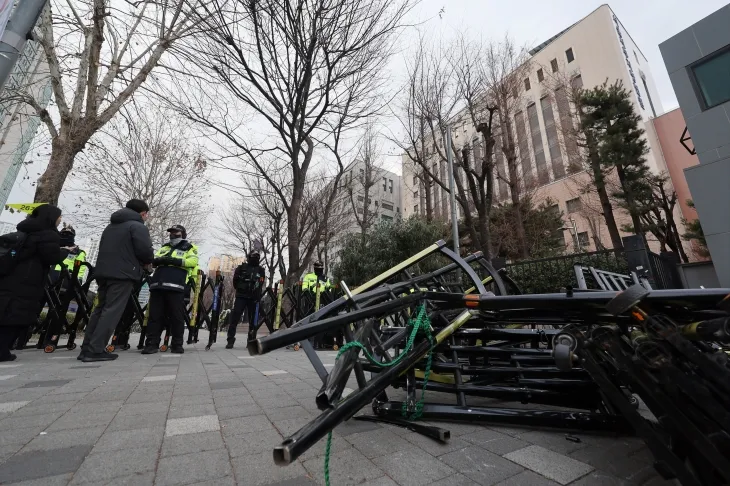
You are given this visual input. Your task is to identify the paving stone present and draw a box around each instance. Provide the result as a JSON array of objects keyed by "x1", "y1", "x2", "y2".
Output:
[
  {"x1": 161, "y1": 430, "x2": 226, "y2": 457},
  {"x1": 372, "y1": 449, "x2": 455, "y2": 486},
  {"x1": 264, "y1": 405, "x2": 313, "y2": 422},
  {"x1": 69, "y1": 471, "x2": 156, "y2": 486},
  {"x1": 2, "y1": 472, "x2": 74, "y2": 486},
  {"x1": 264, "y1": 477, "x2": 317, "y2": 486},
  {"x1": 168, "y1": 402, "x2": 217, "y2": 419},
  {"x1": 108, "y1": 411, "x2": 168, "y2": 431},
  {"x1": 154, "y1": 363, "x2": 180, "y2": 367},
  {"x1": 0, "y1": 363, "x2": 22, "y2": 368},
  {"x1": 461, "y1": 428, "x2": 531, "y2": 455},
  {"x1": 185, "y1": 476, "x2": 237, "y2": 486},
  {"x1": 359, "y1": 477, "x2": 400, "y2": 486},
  {"x1": 220, "y1": 414, "x2": 275, "y2": 437},
  {"x1": 504, "y1": 445, "x2": 593, "y2": 485},
  {"x1": 0, "y1": 426, "x2": 45, "y2": 447},
  {"x1": 46, "y1": 410, "x2": 116, "y2": 433},
  {"x1": 93, "y1": 426, "x2": 165, "y2": 453},
  {"x1": 400, "y1": 429, "x2": 471, "y2": 457},
  {"x1": 166, "y1": 414, "x2": 220, "y2": 437},
  {"x1": 0, "y1": 401, "x2": 30, "y2": 413},
  {"x1": 569, "y1": 470, "x2": 631, "y2": 485},
  {"x1": 117, "y1": 401, "x2": 169, "y2": 415},
  {"x1": 427, "y1": 474, "x2": 479, "y2": 486},
  {"x1": 141, "y1": 374, "x2": 176, "y2": 382},
  {"x1": 2, "y1": 411, "x2": 66, "y2": 430},
  {"x1": 223, "y1": 428, "x2": 284, "y2": 458},
  {"x1": 210, "y1": 381, "x2": 244, "y2": 390},
  {"x1": 515, "y1": 430, "x2": 589, "y2": 455},
  {"x1": 215, "y1": 404, "x2": 264, "y2": 420},
  {"x1": 72, "y1": 446, "x2": 158, "y2": 483},
  {"x1": 19, "y1": 380, "x2": 72, "y2": 388},
  {"x1": 261, "y1": 370, "x2": 288, "y2": 376},
  {"x1": 231, "y1": 450, "x2": 308, "y2": 485},
  {"x1": 22, "y1": 426, "x2": 106, "y2": 452},
  {"x1": 155, "y1": 450, "x2": 233, "y2": 486},
  {"x1": 440, "y1": 445, "x2": 524, "y2": 485},
  {"x1": 0, "y1": 374, "x2": 18, "y2": 380},
  {"x1": 0, "y1": 445, "x2": 92, "y2": 483},
  {"x1": 334, "y1": 418, "x2": 382, "y2": 437},
  {"x1": 173, "y1": 394, "x2": 215, "y2": 406},
  {"x1": 569, "y1": 444, "x2": 654, "y2": 481},
  {"x1": 68, "y1": 365, "x2": 101, "y2": 369},
  {"x1": 494, "y1": 470, "x2": 563, "y2": 485},
  {"x1": 344, "y1": 427, "x2": 413, "y2": 459}
]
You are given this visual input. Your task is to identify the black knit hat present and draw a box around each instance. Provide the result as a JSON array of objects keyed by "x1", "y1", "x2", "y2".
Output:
[{"x1": 126, "y1": 199, "x2": 150, "y2": 213}]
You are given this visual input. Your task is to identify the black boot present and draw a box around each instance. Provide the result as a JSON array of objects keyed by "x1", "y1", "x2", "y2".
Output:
[
  {"x1": 141, "y1": 346, "x2": 158, "y2": 355},
  {"x1": 226, "y1": 338, "x2": 235, "y2": 349},
  {"x1": 170, "y1": 346, "x2": 184, "y2": 354},
  {"x1": 82, "y1": 352, "x2": 118, "y2": 362}
]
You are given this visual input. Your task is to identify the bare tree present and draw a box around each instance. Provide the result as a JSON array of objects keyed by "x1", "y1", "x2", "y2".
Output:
[
  {"x1": 73, "y1": 102, "x2": 209, "y2": 245},
  {"x1": 4, "y1": 0, "x2": 208, "y2": 205},
  {"x1": 346, "y1": 124, "x2": 385, "y2": 236},
  {"x1": 165, "y1": 0, "x2": 413, "y2": 285}
]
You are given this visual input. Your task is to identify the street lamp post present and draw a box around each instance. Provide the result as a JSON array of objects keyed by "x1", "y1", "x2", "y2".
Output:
[
  {"x1": 0, "y1": 0, "x2": 48, "y2": 93},
  {"x1": 445, "y1": 124, "x2": 459, "y2": 256}
]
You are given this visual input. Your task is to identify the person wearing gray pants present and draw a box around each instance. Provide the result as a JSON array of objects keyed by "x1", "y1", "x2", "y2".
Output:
[{"x1": 79, "y1": 200, "x2": 154, "y2": 362}]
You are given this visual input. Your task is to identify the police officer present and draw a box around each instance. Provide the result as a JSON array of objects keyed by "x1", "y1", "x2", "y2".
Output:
[
  {"x1": 142, "y1": 225, "x2": 198, "y2": 354},
  {"x1": 226, "y1": 250, "x2": 266, "y2": 349},
  {"x1": 302, "y1": 261, "x2": 332, "y2": 349},
  {"x1": 52, "y1": 224, "x2": 87, "y2": 284}
]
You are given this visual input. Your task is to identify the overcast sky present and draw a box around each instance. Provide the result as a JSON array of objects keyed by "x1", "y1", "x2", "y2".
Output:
[{"x1": 1, "y1": 0, "x2": 727, "y2": 269}]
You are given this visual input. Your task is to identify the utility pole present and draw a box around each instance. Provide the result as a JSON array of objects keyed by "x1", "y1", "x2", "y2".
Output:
[
  {"x1": 0, "y1": 0, "x2": 47, "y2": 93},
  {"x1": 445, "y1": 123, "x2": 459, "y2": 256}
]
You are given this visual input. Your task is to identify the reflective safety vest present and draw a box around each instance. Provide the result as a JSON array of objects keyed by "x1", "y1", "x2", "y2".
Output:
[
  {"x1": 301, "y1": 272, "x2": 331, "y2": 291},
  {"x1": 150, "y1": 241, "x2": 199, "y2": 292},
  {"x1": 55, "y1": 249, "x2": 87, "y2": 279}
]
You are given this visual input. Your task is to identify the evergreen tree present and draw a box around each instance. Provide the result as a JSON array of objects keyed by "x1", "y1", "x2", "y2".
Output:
[{"x1": 578, "y1": 81, "x2": 651, "y2": 245}]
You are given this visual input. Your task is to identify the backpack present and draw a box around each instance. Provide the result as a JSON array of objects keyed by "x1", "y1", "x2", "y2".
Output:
[
  {"x1": 0, "y1": 231, "x2": 28, "y2": 277},
  {"x1": 235, "y1": 265, "x2": 261, "y2": 297}
]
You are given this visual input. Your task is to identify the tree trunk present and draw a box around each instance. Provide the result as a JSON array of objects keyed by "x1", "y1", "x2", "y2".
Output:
[
  {"x1": 587, "y1": 141, "x2": 623, "y2": 251},
  {"x1": 285, "y1": 199, "x2": 302, "y2": 287},
  {"x1": 615, "y1": 165, "x2": 644, "y2": 235},
  {"x1": 506, "y1": 154, "x2": 528, "y2": 258},
  {"x1": 424, "y1": 173, "x2": 433, "y2": 222},
  {"x1": 34, "y1": 139, "x2": 80, "y2": 205}
]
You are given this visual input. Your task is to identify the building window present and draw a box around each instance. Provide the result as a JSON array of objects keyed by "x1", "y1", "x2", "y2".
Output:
[
  {"x1": 640, "y1": 73, "x2": 657, "y2": 117},
  {"x1": 389, "y1": 179, "x2": 393, "y2": 193},
  {"x1": 383, "y1": 177, "x2": 387, "y2": 191},
  {"x1": 413, "y1": 190, "x2": 418, "y2": 199},
  {"x1": 565, "y1": 48, "x2": 574, "y2": 63},
  {"x1": 414, "y1": 204, "x2": 419, "y2": 213},
  {"x1": 375, "y1": 201, "x2": 379, "y2": 208},
  {"x1": 381, "y1": 215, "x2": 393, "y2": 221},
  {"x1": 633, "y1": 50, "x2": 639, "y2": 63},
  {"x1": 382, "y1": 202, "x2": 393, "y2": 211},
  {"x1": 550, "y1": 59, "x2": 559, "y2": 73},
  {"x1": 691, "y1": 47, "x2": 730, "y2": 109},
  {"x1": 357, "y1": 195, "x2": 364, "y2": 202},
  {"x1": 578, "y1": 231, "x2": 590, "y2": 248},
  {"x1": 540, "y1": 97, "x2": 565, "y2": 179},
  {"x1": 537, "y1": 68, "x2": 544, "y2": 82},
  {"x1": 527, "y1": 103, "x2": 549, "y2": 185},
  {"x1": 571, "y1": 75, "x2": 583, "y2": 90},
  {"x1": 554, "y1": 86, "x2": 581, "y2": 173},
  {"x1": 514, "y1": 111, "x2": 534, "y2": 186},
  {"x1": 359, "y1": 168, "x2": 364, "y2": 178},
  {"x1": 357, "y1": 207, "x2": 363, "y2": 214},
  {"x1": 566, "y1": 197, "x2": 582, "y2": 213},
  {"x1": 524, "y1": 78, "x2": 531, "y2": 91}
]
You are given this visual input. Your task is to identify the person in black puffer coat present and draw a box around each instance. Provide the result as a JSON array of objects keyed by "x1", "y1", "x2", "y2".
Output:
[{"x1": 0, "y1": 204, "x2": 66, "y2": 362}]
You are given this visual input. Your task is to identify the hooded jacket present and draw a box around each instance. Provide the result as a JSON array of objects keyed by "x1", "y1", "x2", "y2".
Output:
[
  {"x1": 93, "y1": 208, "x2": 154, "y2": 281},
  {"x1": 0, "y1": 204, "x2": 67, "y2": 327}
]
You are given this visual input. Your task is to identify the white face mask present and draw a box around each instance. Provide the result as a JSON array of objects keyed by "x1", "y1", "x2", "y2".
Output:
[{"x1": 169, "y1": 237, "x2": 183, "y2": 246}]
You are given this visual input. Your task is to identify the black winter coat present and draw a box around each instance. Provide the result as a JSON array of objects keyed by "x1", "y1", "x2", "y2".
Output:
[
  {"x1": 0, "y1": 205, "x2": 66, "y2": 328},
  {"x1": 93, "y1": 208, "x2": 154, "y2": 281}
]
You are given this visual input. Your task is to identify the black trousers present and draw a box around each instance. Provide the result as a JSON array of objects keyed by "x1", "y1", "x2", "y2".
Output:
[
  {"x1": 0, "y1": 327, "x2": 22, "y2": 360},
  {"x1": 227, "y1": 297, "x2": 258, "y2": 343},
  {"x1": 145, "y1": 290, "x2": 186, "y2": 348}
]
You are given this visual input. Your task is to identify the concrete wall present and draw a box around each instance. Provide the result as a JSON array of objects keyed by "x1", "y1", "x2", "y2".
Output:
[
  {"x1": 660, "y1": 4, "x2": 730, "y2": 286},
  {"x1": 678, "y1": 261, "x2": 720, "y2": 289}
]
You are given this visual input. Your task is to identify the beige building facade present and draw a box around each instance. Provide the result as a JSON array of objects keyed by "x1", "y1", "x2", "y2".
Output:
[{"x1": 401, "y1": 4, "x2": 671, "y2": 254}]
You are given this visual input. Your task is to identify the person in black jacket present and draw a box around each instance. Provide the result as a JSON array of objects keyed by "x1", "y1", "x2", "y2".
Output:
[
  {"x1": 79, "y1": 199, "x2": 154, "y2": 362},
  {"x1": 226, "y1": 250, "x2": 266, "y2": 349},
  {"x1": 0, "y1": 204, "x2": 66, "y2": 362}
]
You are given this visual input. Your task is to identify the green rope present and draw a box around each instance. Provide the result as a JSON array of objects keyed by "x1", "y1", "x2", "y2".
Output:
[{"x1": 324, "y1": 304, "x2": 434, "y2": 486}]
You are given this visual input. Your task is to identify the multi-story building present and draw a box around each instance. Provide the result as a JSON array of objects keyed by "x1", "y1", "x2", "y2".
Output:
[
  {"x1": 208, "y1": 254, "x2": 246, "y2": 274},
  {"x1": 660, "y1": 4, "x2": 730, "y2": 285},
  {"x1": 327, "y1": 159, "x2": 402, "y2": 266},
  {"x1": 0, "y1": 37, "x2": 52, "y2": 208},
  {"x1": 401, "y1": 4, "x2": 669, "y2": 254},
  {"x1": 0, "y1": 220, "x2": 14, "y2": 235}
]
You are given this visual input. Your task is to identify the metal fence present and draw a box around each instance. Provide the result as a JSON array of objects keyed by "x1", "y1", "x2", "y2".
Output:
[{"x1": 505, "y1": 250, "x2": 629, "y2": 294}]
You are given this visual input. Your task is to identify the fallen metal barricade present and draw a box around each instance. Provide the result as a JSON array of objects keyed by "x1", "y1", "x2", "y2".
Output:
[{"x1": 245, "y1": 239, "x2": 730, "y2": 486}]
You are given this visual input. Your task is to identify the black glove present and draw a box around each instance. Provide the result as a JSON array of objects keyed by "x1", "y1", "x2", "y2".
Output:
[{"x1": 153, "y1": 256, "x2": 183, "y2": 267}]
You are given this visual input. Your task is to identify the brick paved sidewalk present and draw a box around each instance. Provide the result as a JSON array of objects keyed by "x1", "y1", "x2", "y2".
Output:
[{"x1": 0, "y1": 331, "x2": 676, "y2": 485}]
